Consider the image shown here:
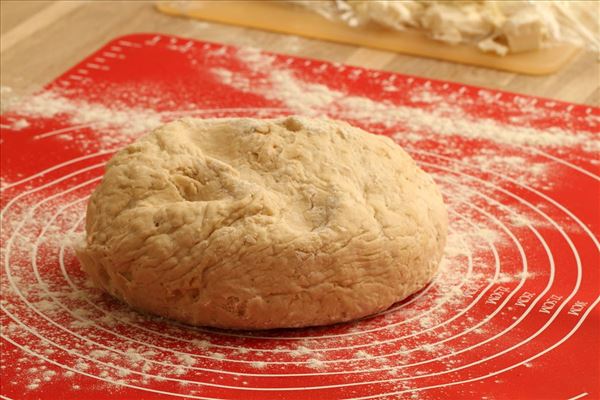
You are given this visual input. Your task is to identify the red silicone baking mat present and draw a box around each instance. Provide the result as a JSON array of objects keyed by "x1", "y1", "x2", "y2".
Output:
[{"x1": 1, "y1": 34, "x2": 598, "y2": 400}]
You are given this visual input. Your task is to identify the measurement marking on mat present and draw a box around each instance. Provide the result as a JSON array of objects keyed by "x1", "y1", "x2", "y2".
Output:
[
  {"x1": 568, "y1": 301, "x2": 588, "y2": 316},
  {"x1": 515, "y1": 292, "x2": 536, "y2": 307},
  {"x1": 145, "y1": 36, "x2": 161, "y2": 46},
  {"x1": 486, "y1": 286, "x2": 510, "y2": 305},
  {"x1": 86, "y1": 63, "x2": 109, "y2": 71},
  {"x1": 118, "y1": 40, "x2": 141, "y2": 48},
  {"x1": 539, "y1": 294, "x2": 563, "y2": 314},
  {"x1": 568, "y1": 393, "x2": 588, "y2": 400}
]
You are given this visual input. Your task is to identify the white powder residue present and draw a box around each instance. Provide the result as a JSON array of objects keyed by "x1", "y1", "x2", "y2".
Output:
[
  {"x1": 251, "y1": 361, "x2": 267, "y2": 369},
  {"x1": 354, "y1": 350, "x2": 370, "y2": 359},
  {"x1": 3, "y1": 44, "x2": 593, "y2": 396},
  {"x1": 33, "y1": 299, "x2": 60, "y2": 313},
  {"x1": 192, "y1": 339, "x2": 210, "y2": 349},
  {"x1": 4, "y1": 219, "x2": 505, "y2": 389},
  {"x1": 1, "y1": 85, "x2": 19, "y2": 113},
  {"x1": 236, "y1": 46, "x2": 277, "y2": 70},
  {"x1": 3, "y1": 90, "x2": 164, "y2": 151},
  {"x1": 208, "y1": 352, "x2": 226, "y2": 360},
  {"x1": 409, "y1": 86, "x2": 446, "y2": 104},
  {"x1": 306, "y1": 358, "x2": 326, "y2": 369},
  {"x1": 213, "y1": 67, "x2": 344, "y2": 114},
  {"x1": 176, "y1": 353, "x2": 196, "y2": 367},
  {"x1": 349, "y1": 97, "x2": 594, "y2": 150},
  {"x1": 510, "y1": 214, "x2": 531, "y2": 227},
  {"x1": 89, "y1": 349, "x2": 110, "y2": 358},
  {"x1": 443, "y1": 232, "x2": 471, "y2": 258},
  {"x1": 18, "y1": 91, "x2": 163, "y2": 135},
  {"x1": 233, "y1": 347, "x2": 249, "y2": 355},
  {"x1": 172, "y1": 366, "x2": 186, "y2": 375},
  {"x1": 475, "y1": 228, "x2": 502, "y2": 243},
  {"x1": 269, "y1": 70, "x2": 345, "y2": 113},
  {"x1": 289, "y1": 345, "x2": 312, "y2": 357},
  {"x1": 419, "y1": 316, "x2": 435, "y2": 328},
  {"x1": 7, "y1": 118, "x2": 30, "y2": 130},
  {"x1": 497, "y1": 272, "x2": 518, "y2": 283},
  {"x1": 211, "y1": 68, "x2": 250, "y2": 91},
  {"x1": 212, "y1": 46, "x2": 599, "y2": 153},
  {"x1": 124, "y1": 347, "x2": 146, "y2": 363},
  {"x1": 461, "y1": 153, "x2": 553, "y2": 189},
  {"x1": 74, "y1": 361, "x2": 89, "y2": 371},
  {"x1": 421, "y1": 343, "x2": 437, "y2": 352},
  {"x1": 224, "y1": 46, "x2": 346, "y2": 114}
]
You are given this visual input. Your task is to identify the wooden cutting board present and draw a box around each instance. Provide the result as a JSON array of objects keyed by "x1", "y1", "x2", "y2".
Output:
[{"x1": 155, "y1": 0, "x2": 580, "y2": 76}]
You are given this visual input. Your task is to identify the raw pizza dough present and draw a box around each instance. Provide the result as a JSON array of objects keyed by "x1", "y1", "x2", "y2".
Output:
[{"x1": 76, "y1": 116, "x2": 447, "y2": 329}]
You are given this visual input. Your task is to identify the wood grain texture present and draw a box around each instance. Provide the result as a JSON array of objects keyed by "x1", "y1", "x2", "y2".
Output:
[
  {"x1": 155, "y1": 0, "x2": 581, "y2": 76},
  {"x1": 0, "y1": 0, "x2": 50, "y2": 34},
  {"x1": 1, "y1": 0, "x2": 599, "y2": 106}
]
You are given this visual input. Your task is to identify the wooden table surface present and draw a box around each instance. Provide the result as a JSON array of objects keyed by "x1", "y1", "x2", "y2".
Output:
[{"x1": 1, "y1": 0, "x2": 599, "y2": 107}]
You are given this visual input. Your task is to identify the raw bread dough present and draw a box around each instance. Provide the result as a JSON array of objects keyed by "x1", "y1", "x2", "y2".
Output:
[{"x1": 77, "y1": 116, "x2": 447, "y2": 329}]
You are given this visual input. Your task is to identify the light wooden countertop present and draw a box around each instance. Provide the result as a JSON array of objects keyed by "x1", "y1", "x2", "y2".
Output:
[{"x1": 1, "y1": 0, "x2": 599, "y2": 106}]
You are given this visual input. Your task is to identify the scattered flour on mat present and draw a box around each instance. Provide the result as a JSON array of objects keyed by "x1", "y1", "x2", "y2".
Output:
[
  {"x1": 2, "y1": 89, "x2": 164, "y2": 150},
  {"x1": 4, "y1": 118, "x2": 30, "y2": 130},
  {"x1": 212, "y1": 46, "x2": 599, "y2": 152},
  {"x1": 19, "y1": 91, "x2": 163, "y2": 135},
  {"x1": 1, "y1": 175, "x2": 537, "y2": 391},
  {"x1": 251, "y1": 361, "x2": 267, "y2": 369},
  {"x1": 2, "y1": 226, "x2": 525, "y2": 393},
  {"x1": 2, "y1": 46, "x2": 590, "y2": 394}
]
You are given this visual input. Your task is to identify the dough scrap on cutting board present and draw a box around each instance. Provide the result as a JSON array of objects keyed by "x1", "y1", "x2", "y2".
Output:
[{"x1": 76, "y1": 116, "x2": 447, "y2": 329}]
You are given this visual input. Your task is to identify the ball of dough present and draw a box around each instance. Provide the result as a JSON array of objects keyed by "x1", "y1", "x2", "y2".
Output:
[{"x1": 77, "y1": 116, "x2": 447, "y2": 329}]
